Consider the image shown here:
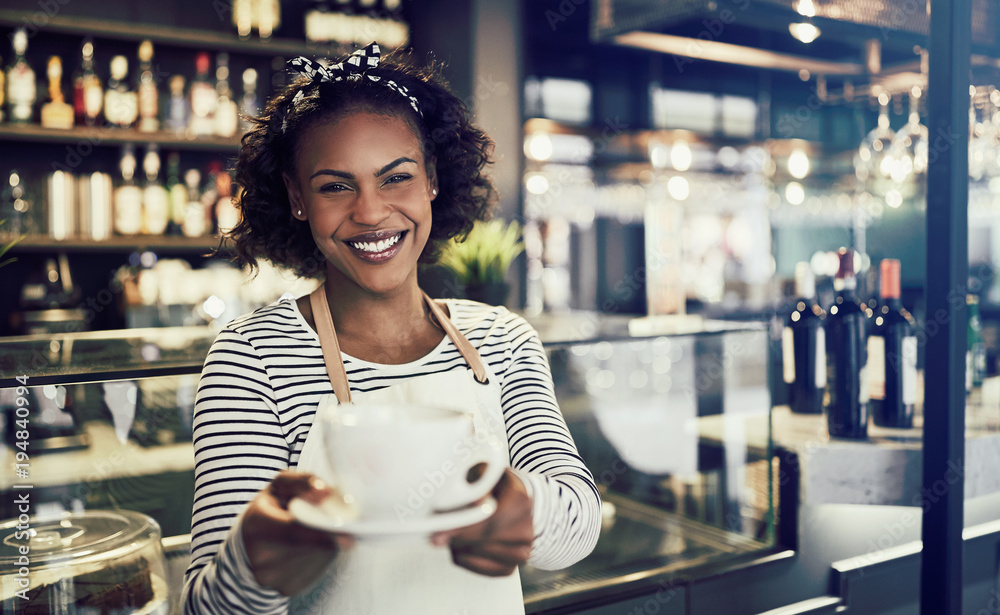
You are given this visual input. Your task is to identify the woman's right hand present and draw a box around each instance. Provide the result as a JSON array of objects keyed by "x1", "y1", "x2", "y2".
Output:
[{"x1": 241, "y1": 471, "x2": 352, "y2": 596}]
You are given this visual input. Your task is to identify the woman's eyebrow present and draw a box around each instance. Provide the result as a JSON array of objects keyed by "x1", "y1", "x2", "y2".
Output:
[
  {"x1": 309, "y1": 157, "x2": 417, "y2": 181},
  {"x1": 375, "y1": 157, "x2": 417, "y2": 177},
  {"x1": 310, "y1": 169, "x2": 353, "y2": 180}
]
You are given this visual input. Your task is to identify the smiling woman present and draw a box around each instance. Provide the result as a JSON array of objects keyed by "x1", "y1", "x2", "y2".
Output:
[
  {"x1": 182, "y1": 43, "x2": 602, "y2": 615},
  {"x1": 283, "y1": 113, "x2": 435, "y2": 298},
  {"x1": 229, "y1": 44, "x2": 494, "y2": 277}
]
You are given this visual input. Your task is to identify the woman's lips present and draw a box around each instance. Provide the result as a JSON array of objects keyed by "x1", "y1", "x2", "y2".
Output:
[{"x1": 343, "y1": 231, "x2": 406, "y2": 263}]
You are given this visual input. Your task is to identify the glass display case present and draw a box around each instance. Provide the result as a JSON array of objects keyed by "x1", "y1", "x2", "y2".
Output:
[{"x1": 0, "y1": 313, "x2": 778, "y2": 612}]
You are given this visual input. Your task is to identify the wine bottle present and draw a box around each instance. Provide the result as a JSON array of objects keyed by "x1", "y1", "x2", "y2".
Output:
[
  {"x1": 166, "y1": 152, "x2": 187, "y2": 235},
  {"x1": 869, "y1": 259, "x2": 917, "y2": 428},
  {"x1": 233, "y1": 0, "x2": 254, "y2": 39},
  {"x1": 240, "y1": 68, "x2": 258, "y2": 134},
  {"x1": 166, "y1": 75, "x2": 189, "y2": 135},
  {"x1": 74, "y1": 39, "x2": 103, "y2": 127},
  {"x1": 214, "y1": 53, "x2": 238, "y2": 138},
  {"x1": 5, "y1": 29, "x2": 37, "y2": 123},
  {"x1": 137, "y1": 40, "x2": 159, "y2": 133},
  {"x1": 257, "y1": 0, "x2": 282, "y2": 40},
  {"x1": 215, "y1": 171, "x2": 239, "y2": 235},
  {"x1": 105, "y1": 55, "x2": 138, "y2": 129},
  {"x1": 142, "y1": 145, "x2": 169, "y2": 235},
  {"x1": 189, "y1": 53, "x2": 216, "y2": 137},
  {"x1": 182, "y1": 169, "x2": 207, "y2": 237},
  {"x1": 114, "y1": 145, "x2": 143, "y2": 236},
  {"x1": 968, "y1": 294, "x2": 986, "y2": 390},
  {"x1": 784, "y1": 262, "x2": 826, "y2": 414},
  {"x1": 825, "y1": 248, "x2": 869, "y2": 439},
  {"x1": 0, "y1": 56, "x2": 5, "y2": 122}
]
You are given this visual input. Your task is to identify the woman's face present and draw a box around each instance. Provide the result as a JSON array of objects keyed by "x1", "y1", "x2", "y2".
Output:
[{"x1": 285, "y1": 111, "x2": 437, "y2": 296}]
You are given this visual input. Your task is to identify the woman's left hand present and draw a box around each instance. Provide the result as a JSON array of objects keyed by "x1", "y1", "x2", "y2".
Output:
[{"x1": 431, "y1": 469, "x2": 533, "y2": 576}]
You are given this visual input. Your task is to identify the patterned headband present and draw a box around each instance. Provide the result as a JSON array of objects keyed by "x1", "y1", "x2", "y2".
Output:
[{"x1": 281, "y1": 42, "x2": 422, "y2": 132}]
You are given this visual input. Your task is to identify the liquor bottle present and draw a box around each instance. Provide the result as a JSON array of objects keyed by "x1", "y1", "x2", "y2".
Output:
[
  {"x1": 189, "y1": 53, "x2": 216, "y2": 137},
  {"x1": 233, "y1": 0, "x2": 254, "y2": 39},
  {"x1": 2, "y1": 170, "x2": 37, "y2": 236},
  {"x1": 214, "y1": 53, "x2": 238, "y2": 138},
  {"x1": 270, "y1": 56, "x2": 288, "y2": 91},
  {"x1": 40, "y1": 56, "x2": 74, "y2": 129},
  {"x1": 305, "y1": 0, "x2": 332, "y2": 44},
  {"x1": 105, "y1": 55, "x2": 138, "y2": 128},
  {"x1": 257, "y1": 0, "x2": 282, "y2": 40},
  {"x1": 166, "y1": 76, "x2": 189, "y2": 135},
  {"x1": 114, "y1": 145, "x2": 143, "y2": 235},
  {"x1": 384, "y1": 0, "x2": 403, "y2": 17},
  {"x1": 45, "y1": 169, "x2": 76, "y2": 240},
  {"x1": 381, "y1": 0, "x2": 410, "y2": 49},
  {"x1": 166, "y1": 152, "x2": 187, "y2": 235},
  {"x1": 783, "y1": 262, "x2": 826, "y2": 414},
  {"x1": 137, "y1": 40, "x2": 159, "y2": 133},
  {"x1": 200, "y1": 161, "x2": 222, "y2": 232},
  {"x1": 240, "y1": 68, "x2": 258, "y2": 134},
  {"x1": 78, "y1": 171, "x2": 113, "y2": 241},
  {"x1": 20, "y1": 256, "x2": 77, "y2": 310},
  {"x1": 142, "y1": 145, "x2": 169, "y2": 235},
  {"x1": 5, "y1": 29, "x2": 36, "y2": 123},
  {"x1": 73, "y1": 39, "x2": 103, "y2": 127},
  {"x1": 869, "y1": 259, "x2": 917, "y2": 428},
  {"x1": 215, "y1": 170, "x2": 239, "y2": 235},
  {"x1": 825, "y1": 248, "x2": 869, "y2": 439},
  {"x1": 182, "y1": 169, "x2": 207, "y2": 237},
  {"x1": 968, "y1": 294, "x2": 986, "y2": 390},
  {"x1": 0, "y1": 57, "x2": 5, "y2": 122}
]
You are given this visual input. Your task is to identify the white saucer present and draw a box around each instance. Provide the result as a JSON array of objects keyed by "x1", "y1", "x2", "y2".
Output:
[{"x1": 289, "y1": 497, "x2": 497, "y2": 540}]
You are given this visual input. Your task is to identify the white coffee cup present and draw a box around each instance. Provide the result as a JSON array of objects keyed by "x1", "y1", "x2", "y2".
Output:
[{"x1": 312, "y1": 401, "x2": 506, "y2": 523}]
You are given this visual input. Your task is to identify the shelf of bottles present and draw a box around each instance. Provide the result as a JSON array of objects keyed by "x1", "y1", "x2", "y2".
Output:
[
  {"x1": 0, "y1": 26, "x2": 257, "y2": 248},
  {"x1": 0, "y1": 1, "x2": 411, "y2": 249}
]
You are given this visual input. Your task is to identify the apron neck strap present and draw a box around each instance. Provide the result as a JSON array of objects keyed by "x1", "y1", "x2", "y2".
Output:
[
  {"x1": 308, "y1": 285, "x2": 491, "y2": 404},
  {"x1": 310, "y1": 285, "x2": 353, "y2": 404},
  {"x1": 421, "y1": 290, "x2": 490, "y2": 385}
]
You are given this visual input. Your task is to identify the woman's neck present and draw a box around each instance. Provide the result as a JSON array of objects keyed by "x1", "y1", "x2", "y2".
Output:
[
  {"x1": 326, "y1": 279, "x2": 425, "y2": 338},
  {"x1": 315, "y1": 264, "x2": 444, "y2": 364}
]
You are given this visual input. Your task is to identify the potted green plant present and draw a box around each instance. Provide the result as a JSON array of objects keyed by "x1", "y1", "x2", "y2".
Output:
[{"x1": 438, "y1": 219, "x2": 525, "y2": 305}]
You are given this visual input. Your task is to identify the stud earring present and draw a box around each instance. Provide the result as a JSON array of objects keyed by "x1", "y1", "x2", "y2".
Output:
[
  {"x1": 297, "y1": 210, "x2": 302, "y2": 216},
  {"x1": 432, "y1": 189, "x2": 438, "y2": 196}
]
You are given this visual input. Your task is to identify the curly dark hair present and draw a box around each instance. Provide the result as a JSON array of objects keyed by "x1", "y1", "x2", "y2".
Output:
[{"x1": 228, "y1": 48, "x2": 496, "y2": 278}]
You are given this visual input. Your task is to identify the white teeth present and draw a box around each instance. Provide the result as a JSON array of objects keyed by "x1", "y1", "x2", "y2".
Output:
[{"x1": 349, "y1": 233, "x2": 401, "y2": 253}]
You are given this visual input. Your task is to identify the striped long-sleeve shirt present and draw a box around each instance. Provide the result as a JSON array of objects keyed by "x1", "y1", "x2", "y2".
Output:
[{"x1": 182, "y1": 297, "x2": 602, "y2": 614}]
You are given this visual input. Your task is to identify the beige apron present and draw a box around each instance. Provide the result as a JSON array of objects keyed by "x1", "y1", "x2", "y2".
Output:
[{"x1": 289, "y1": 285, "x2": 524, "y2": 614}]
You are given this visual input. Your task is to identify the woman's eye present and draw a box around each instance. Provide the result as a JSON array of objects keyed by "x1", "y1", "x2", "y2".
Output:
[
  {"x1": 384, "y1": 173, "x2": 413, "y2": 185},
  {"x1": 320, "y1": 183, "x2": 349, "y2": 193}
]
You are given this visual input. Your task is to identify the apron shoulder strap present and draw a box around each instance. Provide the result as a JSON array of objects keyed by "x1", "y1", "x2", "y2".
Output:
[
  {"x1": 309, "y1": 285, "x2": 353, "y2": 404},
  {"x1": 422, "y1": 292, "x2": 490, "y2": 385}
]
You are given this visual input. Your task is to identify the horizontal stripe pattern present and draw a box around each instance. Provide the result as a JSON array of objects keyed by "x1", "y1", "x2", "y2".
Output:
[{"x1": 182, "y1": 298, "x2": 601, "y2": 613}]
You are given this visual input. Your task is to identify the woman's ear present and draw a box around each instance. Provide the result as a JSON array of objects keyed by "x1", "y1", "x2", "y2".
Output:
[
  {"x1": 427, "y1": 156, "x2": 438, "y2": 200},
  {"x1": 283, "y1": 172, "x2": 307, "y2": 220}
]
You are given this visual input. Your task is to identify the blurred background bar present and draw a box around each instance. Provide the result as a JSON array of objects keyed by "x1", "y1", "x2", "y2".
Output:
[{"x1": 0, "y1": 1, "x2": 998, "y2": 614}]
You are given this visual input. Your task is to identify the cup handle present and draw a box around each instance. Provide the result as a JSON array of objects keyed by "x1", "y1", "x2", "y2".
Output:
[{"x1": 432, "y1": 444, "x2": 506, "y2": 513}]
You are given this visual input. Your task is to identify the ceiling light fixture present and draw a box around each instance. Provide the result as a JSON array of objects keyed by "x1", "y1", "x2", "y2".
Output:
[{"x1": 789, "y1": 22, "x2": 821, "y2": 44}]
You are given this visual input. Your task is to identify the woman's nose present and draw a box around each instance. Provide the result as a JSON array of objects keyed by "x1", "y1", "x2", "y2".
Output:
[{"x1": 351, "y1": 189, "x2": 392, "y2": 226}]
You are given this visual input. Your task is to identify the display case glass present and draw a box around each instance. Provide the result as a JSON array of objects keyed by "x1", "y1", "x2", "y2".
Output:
[{"x1": 0, "y1": 314, "x2": 777, "y2": 610}]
